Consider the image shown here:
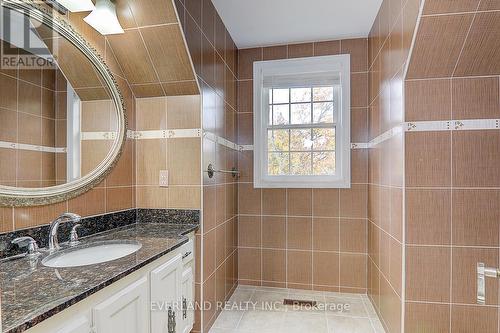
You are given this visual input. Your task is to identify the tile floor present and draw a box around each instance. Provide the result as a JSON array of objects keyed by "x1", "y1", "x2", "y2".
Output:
[{"x1": 209, "y1": 285, "x2": 386, "y2": 333}]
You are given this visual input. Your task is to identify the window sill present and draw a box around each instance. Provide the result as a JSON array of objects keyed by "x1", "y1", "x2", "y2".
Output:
[{"x1": 254, "y1": 177, "x2": 351, "y2": 189}]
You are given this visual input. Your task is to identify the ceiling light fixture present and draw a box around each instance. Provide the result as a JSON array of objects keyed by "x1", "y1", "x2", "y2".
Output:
[
  {"x1": 83, "y1": 0, "x2": 124, "y2": 35},
  {"x1": 53, "y1": 0, "x2": 95, "y2": 12}
]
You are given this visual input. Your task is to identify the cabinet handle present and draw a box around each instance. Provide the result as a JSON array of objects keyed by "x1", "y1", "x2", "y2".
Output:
[
  {"x1": 167, "y1": 307, "x2": 176, "y2": 333},
  {"x1": 182, "y1": 251, "x2": 192, "y2": 259},
  {"x1": 182, "y1": 297, "x2": 187, "y2": 319}
]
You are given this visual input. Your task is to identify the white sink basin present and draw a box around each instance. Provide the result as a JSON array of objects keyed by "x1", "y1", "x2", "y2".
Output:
[{"x1": 42, "y1": 240, "x2": 142, "y2": 268}]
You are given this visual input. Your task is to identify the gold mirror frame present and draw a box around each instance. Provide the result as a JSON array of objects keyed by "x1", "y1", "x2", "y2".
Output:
[{"x1": 0, "y1": 0, "x2": 127, "y2": 207}]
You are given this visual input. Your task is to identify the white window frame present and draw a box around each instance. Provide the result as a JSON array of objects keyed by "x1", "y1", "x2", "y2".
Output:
[{"x1": 253, "y1": 54, "x2": 351, "y2": 188}]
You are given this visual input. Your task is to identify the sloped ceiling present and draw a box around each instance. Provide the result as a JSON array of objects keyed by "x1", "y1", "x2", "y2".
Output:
[
  {"x1": 407, "y1": 0, "x2": 500, "y2": 79},
  {"x1": 67, "y1": 0, "x2": 199, "y2": 98},
  {"x1": 212, "y1": 0, "x2": 383, "y2": 48}
]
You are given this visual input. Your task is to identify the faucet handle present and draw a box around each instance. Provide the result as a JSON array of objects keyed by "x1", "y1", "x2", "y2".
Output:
[
  {"x1": 12, "y1": 237, "x2": 40, "y2": 257},
  {"x1": 69, "y1": 224, "x2": 82, "y2": 246}
]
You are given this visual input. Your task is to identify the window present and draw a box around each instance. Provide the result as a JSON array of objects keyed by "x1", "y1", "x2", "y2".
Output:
[{"x1": 253, "y1": 55, "x2": 351, "y2": 188}]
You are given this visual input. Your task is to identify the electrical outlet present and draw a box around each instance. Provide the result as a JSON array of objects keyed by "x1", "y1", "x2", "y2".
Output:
[{"x1": 159, "y1": 170, "x2": 169, "y2": 187}]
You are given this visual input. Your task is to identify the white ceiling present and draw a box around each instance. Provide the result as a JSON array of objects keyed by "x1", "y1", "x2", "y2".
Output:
[{"x1": 212, "y1": 0, "x2": 383, "y2": 49}]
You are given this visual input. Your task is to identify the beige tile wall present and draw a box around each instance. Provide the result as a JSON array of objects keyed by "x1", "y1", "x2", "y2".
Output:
[
  {"x1": 134, "y1": 95, "x2": 202, "y2": 210},
  {"x1": 403, "y1": 0, "x2": 500, "y2": 331},
  {"x1": 236, "y1": 40, "x2": 370, "y2": 293},
  {"x1": 367, "y1": 0, "x2": 421, "y2": 332},
  {"x1": 177, "y1": 0, "x2": 239, "y2": 332},
  {"x1": 0, "y1": 60, "x2": 67, "y2": 188},
  {"x1": 81, "y1": 100, "x2": 117, "y2": 176}
]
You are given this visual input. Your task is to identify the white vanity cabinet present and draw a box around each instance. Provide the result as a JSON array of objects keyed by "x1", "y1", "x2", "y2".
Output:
[
  {"x1": 181, "y1": 267, "x2": 194, "y2": 333},
  {"x1": 24, "y1": 234, "x2": 195, "y2": 333},
  {"x1": 93, "y1": 276, "x2": 149, "y2": 333},
  {"x1": 150, "y1": 254, "x2": 183, "y2": 333},
  {"x1": 52, "y1": 316, "x2": 91, "y2": 333},
  {"x1": 180, "y1": 239, "x2": 195, "y2": 333}
]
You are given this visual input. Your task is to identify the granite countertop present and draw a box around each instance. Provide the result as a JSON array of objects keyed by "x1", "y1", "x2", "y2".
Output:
[{"x1": 0, "y1": 222, "x2": 198, "y2": 333}]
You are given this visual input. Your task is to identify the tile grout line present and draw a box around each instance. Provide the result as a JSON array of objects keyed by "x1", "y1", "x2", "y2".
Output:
[
  {"x1": 285, "y1": 189, "x2": 288, "y2": 288},
  {"x1": 367, "y1": 220, "x2": 404, "y2": 302},
  {"x1": 360, "y1": 295, "x2": 379, "y2": 332},
  {"x1": 421, "y1": 9, "x2": 500, "y2": 18},
  {"x1": 449, "y1": 57, "x2": 454, "y2": 331},
  {"x1": 311, "y1": 188, "x2": 314, "y2": 291},
  {"x1": 260, "y1": 182, "x2": 263, "y2": 286},
  {"x1": 451, "y1": 4, "x2": 481, "y2": 77},
  {"x1": 338, "y1": 185, "x2": 341, "y2": 293}
]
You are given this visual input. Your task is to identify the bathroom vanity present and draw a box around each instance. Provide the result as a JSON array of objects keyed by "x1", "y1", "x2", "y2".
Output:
[{"x1": 0, "y1": 215, "x2": 198, "y2": 333}]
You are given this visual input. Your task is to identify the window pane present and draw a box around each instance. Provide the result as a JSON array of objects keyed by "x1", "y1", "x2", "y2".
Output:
[
  {"x1": 313, "y1": 152, "x2": 335, "y2": 175},
  {"x1": 290, "y1": 129, "x2": 312, "y2": 151},
  {"x1": 312, "y1": 128, "x2": 335, "y2": 150},
  {"x1": 272, "y1": 104, "x2": 289, "y2": 125},
  {"x1": 269, "y1": 89, "x2": 273, "y2": 105},
  {"x1": 268, "y1": 129, "x2": 289, "y2": 152},
  {"x1": 273, "y1": 89, "x2": 289, "y2": 104},
  {"x1": 268, "y1": 152, "x2": 289, "y2": 175},
  {"x1": 313, "y1": 102, "x2": 334, "y2": 123},
  {"x1": 291, "y1": 103, "x2": 311, "y2": 124},
  {"x1": 313, "y1": 87, "x2": 334, "y2": 101},
  {"x1": 291, "y1": 88, "x2": 311, "y2": 103},
  {"x1": 290, "y1": 152, "x2": 312, "y2": 175}
]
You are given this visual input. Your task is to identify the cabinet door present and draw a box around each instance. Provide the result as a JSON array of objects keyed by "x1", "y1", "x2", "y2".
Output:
[
  {"x1": 93, "y1": 276, "x2": 149, "y2": 333},
  {"x1": 181, "y1": 267, "x2": 194, "y2": 333},
  {"x1": 54, "y1": 316, "x2": 91, "y2": 333},
  {"x1": 151, "y1": 254, "x2": 183, "y2": 333}
]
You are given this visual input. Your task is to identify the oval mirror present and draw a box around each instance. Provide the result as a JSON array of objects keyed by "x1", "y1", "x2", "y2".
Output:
[{"x1": 0, "y1": 1, "x2": 126, "y2": 206}]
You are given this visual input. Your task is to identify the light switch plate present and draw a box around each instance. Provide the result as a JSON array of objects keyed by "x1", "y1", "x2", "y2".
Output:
[{"x1": 159, "y1": 170, "x2": 169, "y2": 187}]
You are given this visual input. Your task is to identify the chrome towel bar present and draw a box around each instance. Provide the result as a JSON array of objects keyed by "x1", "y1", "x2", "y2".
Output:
[{"x1": 205, "y1": 163, "x2": 240, "y2": 179}]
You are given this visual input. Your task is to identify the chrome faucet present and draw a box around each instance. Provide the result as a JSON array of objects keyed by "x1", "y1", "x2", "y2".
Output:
[{"x1": 48, "y1": 213, "x2": 82, "y2": 251}]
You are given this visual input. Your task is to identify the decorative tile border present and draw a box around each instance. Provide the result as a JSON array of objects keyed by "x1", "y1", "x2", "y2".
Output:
[
  {"x1": 369, "y1": 125, "x2": 404, "y2": 148},
  {"x1": 124, "y1": 119, "x2": 499, "y2": 151},
  {"x1": 370, "y1": 118, "x2": 500, "y2": 147},
  {"x1": 128, "y1": 128, "x2": 202, "y2": 140},
  {"x1": 81, "y1": 131, "x2": 117, "y2": 140},
  {"x1": 351, "y1": 143, "x2": 369, "y2": 149},
  {"x1": 406, "y1": 119, "x2": 500, "y2": 132},
  {"x1": 203, "y1": 131, "x2": 244, "y2": 151},
  {"x1": 240, "y1": 145, "x2": 254, "y2": 151},
  {"x1": 0, "y1": 141, "x2": 66, "y2": 153}
]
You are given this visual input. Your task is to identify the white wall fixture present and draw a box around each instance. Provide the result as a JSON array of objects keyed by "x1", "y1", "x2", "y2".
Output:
[
  {"x1": 83, "y1": 0, "x2": 124, "y2": 35},
  {"x1": 54, "y1": 0, "x2": 95, "y2": 12}
]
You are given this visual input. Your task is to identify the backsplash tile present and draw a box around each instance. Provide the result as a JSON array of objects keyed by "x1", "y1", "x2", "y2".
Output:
[{"x1": 0, "y1": 208, "x2": 200, "y2": 259}]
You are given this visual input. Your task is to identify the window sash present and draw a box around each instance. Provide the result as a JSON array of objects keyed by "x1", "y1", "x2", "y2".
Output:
[
  {"x1": 265, "y1": 123, "x2": 337, "y2": 176},
  {"x1": 270, "y1": 101, "x2": 334, "y2": 106},
  {"x1": 269, "y1": 150, "x2": 336, "y2": 153},
  {"x1": 268, "y1": 87, "x2": 338, "y2": 127},
  {"x1": 267, "y1": 123, "x2": 336, "y2": 130},
  {"x1": 253, "y1": 54, "x2": 351, "y2": 188},
  {"x1": 265, "y1": 87, "x2": 337, "y2": 177}
]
